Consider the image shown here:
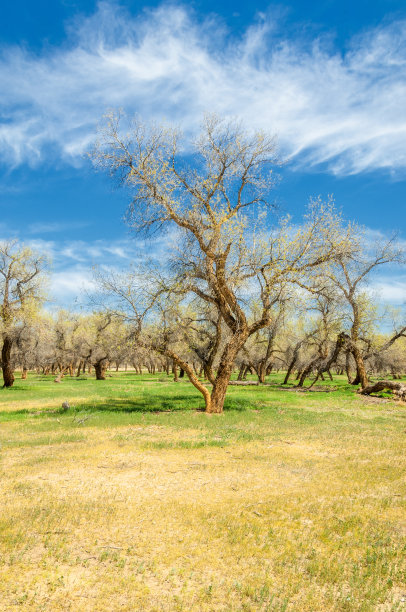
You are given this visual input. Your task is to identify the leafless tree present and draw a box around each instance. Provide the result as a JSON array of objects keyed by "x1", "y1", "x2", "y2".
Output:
[
  {"x1": 0, "y1": 240, "x2": 47, "y2": 387},
  {"x1": 91, "y1": 113, "x2": 355, "y2": 412}
]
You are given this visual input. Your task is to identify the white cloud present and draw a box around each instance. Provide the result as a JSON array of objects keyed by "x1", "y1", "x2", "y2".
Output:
[
  {"x1": 0, "y1": 2, "x2": 405, "y2": 175},
  {"x1": 50, "y1": 267, "x2": 96, "y2": 302},
  {"x1": 370, "y1": 279, "x2": 406, "y2": 304}
]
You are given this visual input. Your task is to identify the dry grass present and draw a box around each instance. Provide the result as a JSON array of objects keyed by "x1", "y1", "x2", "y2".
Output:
[{"x1": 0, "y1": 374, "x2": 405, "y2": 611}]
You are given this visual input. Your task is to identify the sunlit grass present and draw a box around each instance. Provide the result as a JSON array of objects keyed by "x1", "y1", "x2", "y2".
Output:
[{"x1": 0, "y1": 371, "x2": 405, "y2": 610}]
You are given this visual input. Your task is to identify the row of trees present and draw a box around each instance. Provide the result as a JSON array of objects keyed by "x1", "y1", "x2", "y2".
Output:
[
  {"x1": 1, "y1": 114, "x2": 405, "y2": 411},
  {"x1": 3, "y1": 293, "x2": 406, "y2": 388}
]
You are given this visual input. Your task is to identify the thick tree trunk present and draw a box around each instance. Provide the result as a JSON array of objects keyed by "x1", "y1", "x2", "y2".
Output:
[
  {"x1": 210, "y1": 377, "x2": 229, "y2": 413},
  {"x1": 2, "y1": 335, "x2": 15, "y2": 388},
  {"x1": 207, "y1": 333, "x2": 248, "y2": 413},
  {"x1": 258, "y1": 367, "x2": 266, "y2": 384},
  {"x1": 94, "y1": 361, "x2": 107, "y2": 380},
  {"x1": 351, "y1": 347, "x2": 368, "y2": 388}
]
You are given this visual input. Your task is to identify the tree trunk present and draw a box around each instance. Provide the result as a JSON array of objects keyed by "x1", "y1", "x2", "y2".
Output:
[
  {"x1": 208, "y1": 333, "x2": 248, "y2": 413},
  {"x1": 237, "y1": 363, "x2": 246, "y2": 381},
  {"x1": 2, "y1": 335, "x2": 15, "y2": 387},
  {"x1": 210, "y1": 373, "x2": 230, "y2": 413},
  {"x1": 283, "y1": 358, "x2": 298, "y2": 385},
  {"x1": 351, "y1": 346, "x2": 368, "y2": 388},
  {"x1": 297, "y1": 364, "x2": 313, "y2": 387},
  {"x1": 76, "y1": 360, "x2": 83, "y2": 377},
  {"x1": 257, "y1": 365, "x2": 266, "y2": 384},
  {"x1": 94, "y1": 361, "x2": 106, "y2": 380},
  {"x1": 21, "y1": 366, "x2": 28, "y2": 380}
]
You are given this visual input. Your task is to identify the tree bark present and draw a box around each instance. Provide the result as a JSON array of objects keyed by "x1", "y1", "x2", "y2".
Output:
[
  {"x1": 208, "y1": 332, "x2": 249, "y2": 412},
  {"x1": 76, "y1": 360, "x2": 83, "y2": 377},
  {"x1": 2, "y1": 335, "x2": 15, "y2": 387},
  {"x1": 345, "y1": 351, "x2": 352, "y2": 383},
  {"x1": 351, "y1": 346, "x2": 368, "y2": 388},
  {"x1": 94, "y1": 360, "x2": 107, "y2": 380}
]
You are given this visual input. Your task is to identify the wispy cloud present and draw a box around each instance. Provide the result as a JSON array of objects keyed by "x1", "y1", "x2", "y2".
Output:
[
  {"x1": 50, "y1": 267, "x2": 96, "y2": 305},
  {"x1": 371, "y1": 278, "x2": 406, "y2": 304},
  {"x1": 0, "y1": 2, "x2": 405, "y2": 175},
  {"x1": 27, "y1": 221, "x2": 90, "y2": 234}
]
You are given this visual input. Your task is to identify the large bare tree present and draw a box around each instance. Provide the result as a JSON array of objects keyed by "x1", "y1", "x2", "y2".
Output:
[{"x1": 91, "y1": 113, "x2": 353, "y2": 412}]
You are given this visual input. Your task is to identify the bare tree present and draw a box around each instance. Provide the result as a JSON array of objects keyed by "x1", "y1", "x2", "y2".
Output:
[
  {"x1": 0, "y1": 240, "x2": 47, "y2": 387},
  {"x1": 324, "y1": 232, "x2": 405, "y2": 388},
  {"x1": 91, "y1": 113, "x2": 354, "y2": 412}
]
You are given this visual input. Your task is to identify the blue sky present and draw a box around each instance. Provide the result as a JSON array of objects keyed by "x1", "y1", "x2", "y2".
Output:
[{"x1": 0, "y1": 0, "x2": 405, "y2": 305}]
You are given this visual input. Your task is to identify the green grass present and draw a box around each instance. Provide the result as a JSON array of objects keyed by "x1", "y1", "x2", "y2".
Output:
[{"x1": 0, "y1": 371, "x2": 405, "y2": 610}]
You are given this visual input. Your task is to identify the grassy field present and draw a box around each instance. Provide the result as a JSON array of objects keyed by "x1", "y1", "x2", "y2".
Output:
[{"x1": 0, "y1": 372, "x2": 405, "y2": 611}]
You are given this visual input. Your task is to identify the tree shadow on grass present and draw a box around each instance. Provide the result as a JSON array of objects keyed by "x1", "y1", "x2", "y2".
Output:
[
  {"x1": 0, "y1": 394, "x2": 256, "y2": 418},
  {"x1": 61, "y1": 395, "x2": 253, "y2": 414},
  {"x1": 68, "y1": 395, "x2": 199, "y2": 413}
]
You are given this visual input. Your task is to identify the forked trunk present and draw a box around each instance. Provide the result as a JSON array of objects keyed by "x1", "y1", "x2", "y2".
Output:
[
  {"x1": 207, "y1": 334, "x2": 248, "y2": 413},
  {"x1": 2, "y1": 335, "x2": 15, "y2": 388}
]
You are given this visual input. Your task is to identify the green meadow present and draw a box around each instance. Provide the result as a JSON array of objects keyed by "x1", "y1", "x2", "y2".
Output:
[{"x1": 0, "y1": 372, "x2": 405, "y2": 611}]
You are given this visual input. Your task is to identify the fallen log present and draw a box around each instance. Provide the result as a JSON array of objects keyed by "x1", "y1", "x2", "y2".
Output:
[{"x1": 358, "y1": 380, "x2": 406, "y2": 400}]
